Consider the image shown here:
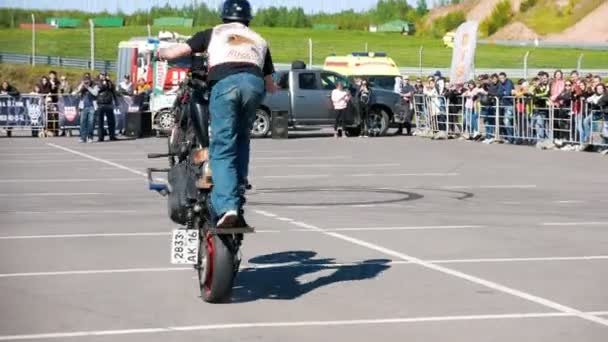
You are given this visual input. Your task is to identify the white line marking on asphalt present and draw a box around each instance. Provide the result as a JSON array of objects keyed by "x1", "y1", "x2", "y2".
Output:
[
  {"x1": 352, "y1": 173, "x2": 459, "y2": 177},
  {"x1": 253, "y1": 163, "x2": 401, "y2": 169},
  {"x1": 255, "y1": 156, "x2": 351, "y2": 161},
  {"x1": 74, "y1": 167, "x2": 130, "y2": 171},
  {"x1": 2, "y1": 159, "x2": 98, "y2": 163},
  {"x1": 325, "y1": 234, "x2": 608, "y2": 326},
  {"x1": 0, "y1": 312, "x2": 605, "y2": 340},
  {"x1": 0, "y1": 147, "x2": 52, "y2": 150},
  {"x1": 258, "y1": 212, "x2": 608, "y2": 327},
  {"x1": 320, "y1": 225, "x2": 485, "y2": 232},
  {"x1": 0, "y1": 193, "x2": 110, "y2": 197},
  {"x1": 479, "y1": 185, "x2": 537, "y2": 189},
  {"x1": 253, "y1": 210, "x2": 277, "y2": 218},
  {"x1": 47, "y1": 143, "x2": 147, "y2": 177},
  {"x1": 0, "y1": 267, "x2": 191, "y2": 278},
  {"x1": 443, "y1": 185, "x2": 537, "y2": 190},
  {"x1": 0, "y1": 232, "x2": 170, "y2": 240},
  {"x1": 0, "y1": 152, "x2": 147, "y2": 157},
  {"x1": 260, "y1": 174, "x2": 330, "y2": 179},
  {"x1": 258, "y1": 173, "x2": 462, "y2": 179},
  {"x1": 0, "y1": 230, "x2": 280, "y2": 240},
  {"x1": 555, "y1": 200, "x2": 585, "y2": 204},
  {"x1": 0, "y1": 178, "x2": 143, "y2": 183},
  {"x1": 3, "y1": 255, "x2": 608, "y2": 278},
  {"x1": 252, "y1": 150, "x2": 309, "y2": 153},
  {"x1": 0, "y1": 210, "x2": 139, "y2": 215},
  {"x1": 430, "y1": 255, "x2": 608, "y2": 264},
  {"x1": 280, "y1": 204, "x2": 415, "y2": 210},
  {"x1": 277, "y1": 217, "x2": 294, "y2": 222},
  {"x1": 247, "y1": 255, "x2": 608, "y2": 269},
  {"x1": 542, "y1": 222, "x2": 608, "y2": 227}
]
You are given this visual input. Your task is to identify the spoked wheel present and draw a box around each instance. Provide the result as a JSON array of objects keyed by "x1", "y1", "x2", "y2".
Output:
[
  {"x1": 197, "y1": 228, "x2": 239, "y2": 303},
  {"x1": 251, "y1": 109, "x2": 271, "y2": 138},
  {"x1": 156, "y1": 109, "x2": 176, "y2": 134},
  {"x1": 368, "y1": 109, "x2": 390, "y2": 136}
]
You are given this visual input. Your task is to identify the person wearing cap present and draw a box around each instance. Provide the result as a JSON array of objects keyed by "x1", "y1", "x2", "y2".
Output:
[
  {"x1": 396, "y1": 75, "x2": 415, "y2": 135},
  {"x1": 96, "y1": 74, "x2": 118, "y2": 142},
  {"x1": 434, "y1": 71, "x2": 445, "y2": 94},
  {"x1": 355, "y1": 79, "x2": 372, "y2": 137},
  {"x1": 73, "y1": 74, "x2": 99, "y2": 143},
  {"x1": 433, "y1": 70, "x2": 447, "y2": 115}
]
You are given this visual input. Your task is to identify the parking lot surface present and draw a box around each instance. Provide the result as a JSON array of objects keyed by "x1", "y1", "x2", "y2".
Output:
[{"x1": 1, "y1": 132, "x2": 607, "y2": 341}]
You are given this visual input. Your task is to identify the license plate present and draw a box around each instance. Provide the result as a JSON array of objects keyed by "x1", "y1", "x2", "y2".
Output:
[{"x1": 170, "y1": 229, "x2": 199, "y2": 264}]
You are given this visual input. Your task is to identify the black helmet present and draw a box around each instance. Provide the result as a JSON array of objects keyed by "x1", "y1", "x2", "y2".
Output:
[{"x1": 221, "y1": 0, "x2": 252, "y2": 23}]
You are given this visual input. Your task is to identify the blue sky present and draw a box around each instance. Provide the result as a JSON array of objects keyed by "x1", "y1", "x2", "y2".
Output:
[{"x1": 2, "y1": 0, "x2": 421, "y2": 14}]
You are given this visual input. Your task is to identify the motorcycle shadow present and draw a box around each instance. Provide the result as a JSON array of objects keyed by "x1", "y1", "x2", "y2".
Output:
[{"x1": 230, "y1": 251, "x2": 391, "y2": 303}]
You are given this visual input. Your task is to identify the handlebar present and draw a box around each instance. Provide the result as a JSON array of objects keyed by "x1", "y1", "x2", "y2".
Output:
[{"x1": 148, "y1": 153, "x2": 174, "y2": 159}]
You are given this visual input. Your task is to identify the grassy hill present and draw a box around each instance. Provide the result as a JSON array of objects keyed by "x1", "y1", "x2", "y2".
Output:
[
  {"x1": 430, "y1": 0, "x2": 605, "y2": 41},
  {"x1": 0, "y1": 64, "x2": 116, "y2": 93},
  {"x1": 518, "y1": 0, "x2": 605, "y2": 35},
  {"x1": 0, "y1": 26, "x2": 606, "y2": 69}
]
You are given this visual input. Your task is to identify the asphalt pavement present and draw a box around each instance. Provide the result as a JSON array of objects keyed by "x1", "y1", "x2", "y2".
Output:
[{"x1": 0, "y1": 131, "x2": 607, "y2": 341}]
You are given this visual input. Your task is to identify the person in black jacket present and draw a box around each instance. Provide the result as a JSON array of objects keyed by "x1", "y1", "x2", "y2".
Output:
[
  {"x1": 356, "y1": 79, "x2": 372, "y2": 137},
  {"x1": 482, "y1": 74, "x2": 501, "y2": 142},
  {"x1": 1, "y1": 81, "x2": 19, "y2": 97},
  {"x1": 445, "y1": 83, "x2": 464, "y2": 134},
  {"x1": 555, "y1": 81, "x2": 574, "y2": 141},
  {"x1": 95, "y1": 75, "x2": 118, "y2": 142}
]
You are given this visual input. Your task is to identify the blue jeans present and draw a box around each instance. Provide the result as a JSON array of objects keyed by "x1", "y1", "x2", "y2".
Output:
[
  {"x1": 464, "y1": 108, "x2": 478, "y2": 134},
  {"x1": 209, "y1": 73, "x2": 265, "y2": 218},
  {"x1": 582, "y1": 112, "x2": 608, "y2": 144},
  {"x1": 502, "y1": 106, "x2": 515, "y2": 142},
  {"x1": 79, "y1": 107, "x2": 95, "y2": 141},
  {"x1": 574, "y1": 114, "x2": 584, "y2": 142},
  {"x1": 533, "y1": 110, "x2": 548, "y2": 140},
  {"x1": 481, "y1": 106, "x2": 495, "y2": 138}
]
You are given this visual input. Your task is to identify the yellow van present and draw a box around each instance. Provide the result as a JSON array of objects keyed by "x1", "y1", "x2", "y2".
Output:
[
  {"x1": 443, "y1": 31, "x2": 455, "y2": 48},
  {"x1": 323, "y1": 52, "x2": 401, "y2": 90}
]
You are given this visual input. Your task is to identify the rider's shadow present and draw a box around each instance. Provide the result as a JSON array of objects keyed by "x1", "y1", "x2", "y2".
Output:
[{"x1": 231, "y1": 251, "x2": 391, "y2": 303}]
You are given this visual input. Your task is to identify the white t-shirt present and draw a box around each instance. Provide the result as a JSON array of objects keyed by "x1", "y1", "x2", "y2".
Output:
[{"x1": 207, "y1": 23, "x2": 268, "y2": 70}]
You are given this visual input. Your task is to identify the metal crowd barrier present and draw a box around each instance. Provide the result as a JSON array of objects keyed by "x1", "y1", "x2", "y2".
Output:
[
  {"x1": 412, "y1": 93, "x2": 608, "y2": 150},
  {"x1": 1, "y1": 94, "x2": 136, "y2": 138},
  {"x1": 0, "y1": 94, "x2": 48, "y2": 136}
]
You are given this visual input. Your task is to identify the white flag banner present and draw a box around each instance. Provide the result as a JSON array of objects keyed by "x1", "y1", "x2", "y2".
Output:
[{"x1": 449, "y1": 21, "x2": 479, "y2": 84}]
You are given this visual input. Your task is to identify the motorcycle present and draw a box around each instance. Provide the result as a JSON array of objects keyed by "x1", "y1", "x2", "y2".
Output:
[{"x1": 146, "y1": 66, "x2": 254, "y2": 303}]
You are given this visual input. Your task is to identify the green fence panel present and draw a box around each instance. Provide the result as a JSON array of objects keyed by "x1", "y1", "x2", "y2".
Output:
[
  {"x1": 313, "y1": 24, "x2": 338, "y2": 30},
  {"x1": 93, "y1": 17, "x2": 124, "y2": 27},
  {"x1": 153, "y1": 17, "x2": 193, "y2": 27}
]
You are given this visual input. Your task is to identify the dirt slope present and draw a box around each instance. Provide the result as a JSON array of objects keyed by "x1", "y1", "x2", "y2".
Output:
[
  {"x1": 490, "y1": 21, "x2": 539, "y2": 40},
  {"x1": 545, "y1": 1, "x2": 608, "y2": 43},
  {"x1": 466, "y1": 0, "x2": 522, "y2": 22},
  {"x1": 426, "y1": 0, "x2": 473, "y2": 24}
]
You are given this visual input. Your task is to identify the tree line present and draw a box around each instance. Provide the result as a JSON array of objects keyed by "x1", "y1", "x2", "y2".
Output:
[
  {"x1": 1, "y1": 0, "x2": 430, "y2": 29},
  {"x1": 0, "y1": 0, "x2": 466, "y2": 36}
]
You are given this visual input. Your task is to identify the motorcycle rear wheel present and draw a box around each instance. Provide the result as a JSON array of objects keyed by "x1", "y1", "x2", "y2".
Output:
[{"x1": 198, "y1": 229, "x2": 238, "y2": 303}]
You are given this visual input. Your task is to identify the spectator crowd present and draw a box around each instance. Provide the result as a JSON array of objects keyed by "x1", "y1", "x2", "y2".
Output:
[
  {"x1": 1, "y1": 70, "x2": 153, "y2": 141},
  {"x1": 2, "y1": 67, "x2": 607, "y2": 154},
  {"x1": 393, "y1": 70, "x2": 608, "y2": 153}
]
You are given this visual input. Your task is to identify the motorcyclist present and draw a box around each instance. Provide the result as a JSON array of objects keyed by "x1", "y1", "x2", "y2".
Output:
[{"x1": 159, "y1": 0, "x2": 276, "y2": 229}]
